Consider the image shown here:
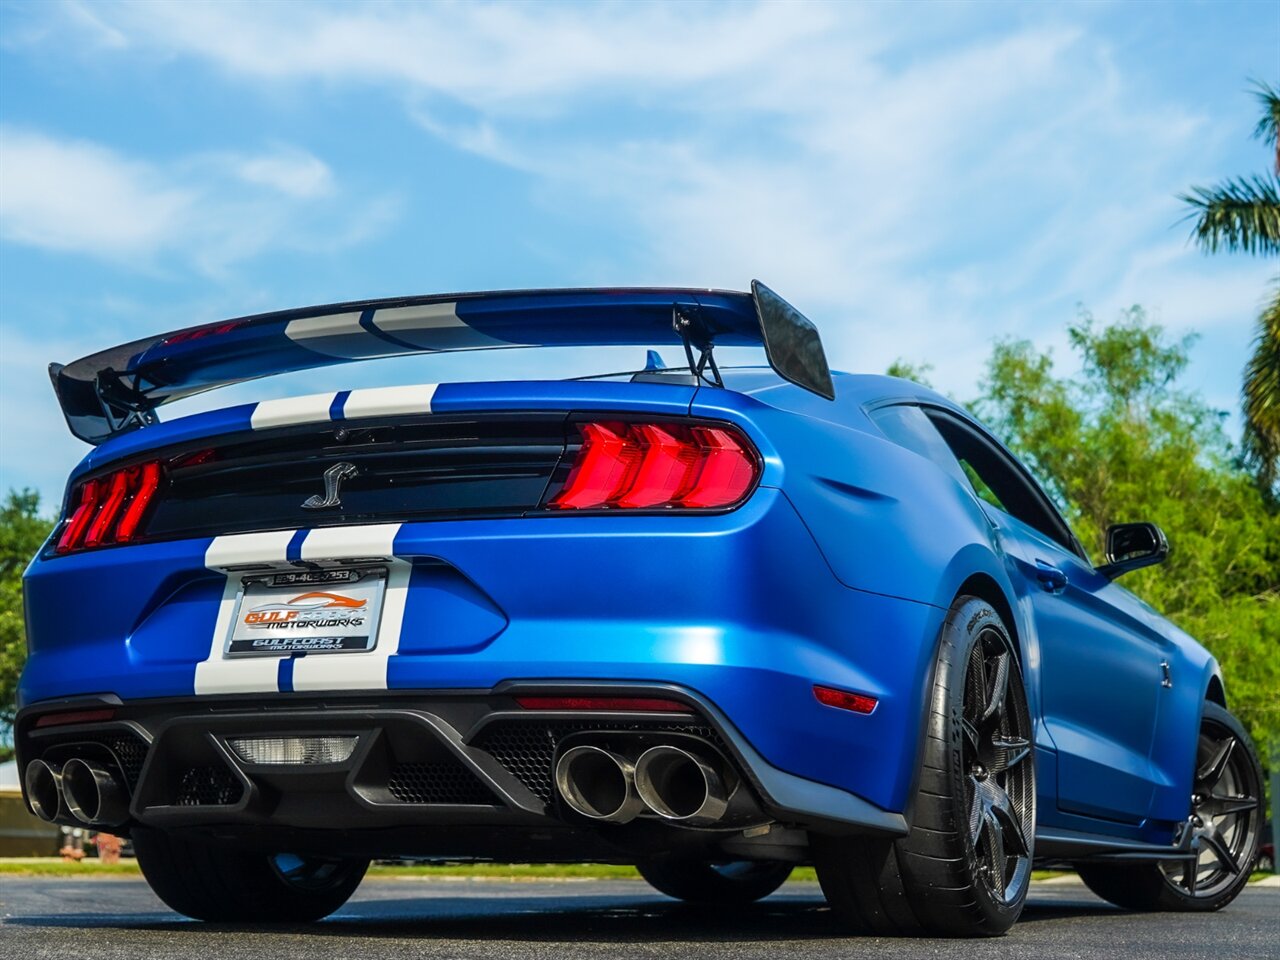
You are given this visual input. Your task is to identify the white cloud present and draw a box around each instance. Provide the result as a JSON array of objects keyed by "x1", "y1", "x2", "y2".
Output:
[
  {"x1": 4, "y1": 0, "x2": 1267, "y2": 490},
  {"x1": 52, "y1": 0, "x2": 840, "y2": 110},
  {"x1": 0, "y1": 129, "x2": 192, "y2": 257},
  {"x1": 0, "y1": 127, "x2": 388, "y2": 271},
  {"x1": 233, "y1": 146, "x2": 334, "y2": 198}
]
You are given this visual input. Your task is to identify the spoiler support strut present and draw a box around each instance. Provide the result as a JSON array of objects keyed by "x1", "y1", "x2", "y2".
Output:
[{"x1": 673, "y1": 304, "x2": 724, "y2": 389}]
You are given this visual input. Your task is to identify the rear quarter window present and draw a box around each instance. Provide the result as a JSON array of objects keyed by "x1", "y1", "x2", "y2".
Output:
[{"x1": 868, "y1": 404, "x2": 969, "y2": 488}]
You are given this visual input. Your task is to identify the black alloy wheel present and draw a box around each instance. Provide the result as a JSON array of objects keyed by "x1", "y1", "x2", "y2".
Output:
[
  {"x1": 1076, "y1": 701, "x2": 1263, "y2": 912},
  {"x1": 1159, "y1": 710, "x2": 1262, "y2": 898},
  {"x1": 962, "y1": 625, "x2": 1035, "y2": 907}
]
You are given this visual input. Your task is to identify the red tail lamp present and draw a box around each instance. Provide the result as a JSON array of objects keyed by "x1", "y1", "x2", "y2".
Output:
[
  {"x1": 550, "y1": 421, "x2": 759, "y2": 510},
  {"x1": 56, "y1": 460, "x2": 164, "y2": 554},
  {"x1": 813, "y1": 684, "x2": 879, "y2": 715},
  {"x1": 33, "y1": 708, "x2": 117, "y2": 728},
  {"x1": 514, "y1": 696, "x2": 693, "y2": 713}
]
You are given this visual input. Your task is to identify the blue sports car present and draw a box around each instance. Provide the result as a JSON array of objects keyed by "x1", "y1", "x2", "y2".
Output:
[{"x1": 17, "y1": 283, "x2": 1263, "y2": 935}]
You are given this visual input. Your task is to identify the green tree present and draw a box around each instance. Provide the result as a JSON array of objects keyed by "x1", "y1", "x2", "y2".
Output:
[
  {"x1": 1182, "y1": 80, "x2": 1280, "y2": 495},
  {"x1": 974, "y1": 309, "x2": 1280, "y2": 760},
  {"x1": 886, "y1": 359, "x2": 934, "y2": 388},
  {"x1": 0, "y1": 490, "x2": 54, "y2": 730}
]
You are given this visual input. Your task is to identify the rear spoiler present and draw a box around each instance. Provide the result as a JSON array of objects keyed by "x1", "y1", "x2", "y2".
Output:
[{"x1": 50, "y1": 281, "x2": 835, "y2": 444}]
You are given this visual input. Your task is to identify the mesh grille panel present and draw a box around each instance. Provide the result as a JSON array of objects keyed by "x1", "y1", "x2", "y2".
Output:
[
  {"x1": 387, "y1": 760, "x2": 496, "y2": 805},
  {"x1": 108, "y1": 735, "x2": 148, "y2": 790},
  {"x1": 473, "y1": 720, "x2": 724, "y2": 804},
  {"x1": 175, "y1": 765, "x2": 244, "y2": 806}
]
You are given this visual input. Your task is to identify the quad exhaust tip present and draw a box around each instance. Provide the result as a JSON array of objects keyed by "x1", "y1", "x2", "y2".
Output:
[
  {"x1": 24, "y1": 759, "x2": 63, "y2": 822},
  {"x1": 554, "y1": 742, "x2": 731, "y2": 826},
  {"x1": 60, "y1": 758, "x2": 129, "y2": 827},
  {"x1": 633, "y1": 745, "x2": 729, "y2": 825},
  {"x1": 554, "y1": 745, "x2": 647, "y2": 824}
]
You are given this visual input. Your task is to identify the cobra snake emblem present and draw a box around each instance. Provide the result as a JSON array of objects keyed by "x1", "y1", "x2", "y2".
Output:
[{"x1": 302, "y1": 462, "x2": 358, "y2": 510}]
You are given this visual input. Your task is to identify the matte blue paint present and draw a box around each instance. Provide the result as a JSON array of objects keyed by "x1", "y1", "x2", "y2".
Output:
[{"x1": 22, "y1": 356, "x2": 1217, "y2": 847}]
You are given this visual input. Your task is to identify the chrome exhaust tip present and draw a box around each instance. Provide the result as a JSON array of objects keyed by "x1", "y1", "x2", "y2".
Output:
[
  {"x1": 24, "y1": 759, "x2": 63, "y2": 822},
  {"x1": 60, "y1": 758, "x2": 129, "y2": 827},
  {"x1": 554, "y1": 745, "x2": 646, "y2": 823},
  {"x1": 634, "y1": 745, "x2": 729, "y2": 825}
]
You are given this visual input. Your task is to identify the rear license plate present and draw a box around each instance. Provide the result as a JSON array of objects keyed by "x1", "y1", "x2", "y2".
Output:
[{"x1": 225, "y1": 568, "x2": 386, "y2": 657}]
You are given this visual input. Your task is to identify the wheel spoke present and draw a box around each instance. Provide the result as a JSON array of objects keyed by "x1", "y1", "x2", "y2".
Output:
[
  {"x1": 982, "y1": 812, "x2": 1006, "y2": 896},
  {"x1": 1195, "y1": 738, "x2": 1235, "y2": 788},
  {"x1": 968, "y1": 782, "x2": 985, "y2": 845},
  {"x1": 1182, "y1": 856, "x2": 1199, "y2": 895},
  {"x1": 1202, "y1": 830, "x2": 1242, "y2": 876},
  {"x1": 980, "y1": 651, "x2": 1009, "y2": 729},
  {"x1": 989, "y1": 735, "x2": 1031, "y2": 772},
  {"x1": 962, "y1": 718, "x2": 981, "y2": 755},
  {"x1": 1202, "y1": 794, "x2": 1258, "y2": 817},
  {"x1": 966, "y1": 646, "x2": 988, "y2": 726},
  {"x1": 988, "y1": 783, "x2": 1029, "y2": 857}
]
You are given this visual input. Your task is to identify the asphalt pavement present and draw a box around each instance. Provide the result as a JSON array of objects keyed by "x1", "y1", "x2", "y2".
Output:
[{"x1": 1, "y1": 875, "x2": 1276, "y2": 959}]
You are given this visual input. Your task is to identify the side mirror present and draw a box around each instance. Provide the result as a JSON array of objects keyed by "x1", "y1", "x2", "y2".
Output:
[{"x1": 1097, "y1": 522, "x2": 1169, "y2": 580}]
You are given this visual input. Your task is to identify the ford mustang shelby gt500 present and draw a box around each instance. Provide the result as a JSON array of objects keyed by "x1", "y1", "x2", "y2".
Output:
[{"x1": 17, "y1": 283, "x2": 1263, "y2": 935}]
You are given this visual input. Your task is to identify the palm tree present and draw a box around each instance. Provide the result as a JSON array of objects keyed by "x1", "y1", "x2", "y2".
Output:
[{"x1": 1182, "y1": 81, "x2": 1280, "y2": 495}]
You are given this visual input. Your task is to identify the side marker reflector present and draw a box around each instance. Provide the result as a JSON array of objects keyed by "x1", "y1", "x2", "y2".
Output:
[{"x1": 813, "y1": 684, "x2": 878, "y2": 715}]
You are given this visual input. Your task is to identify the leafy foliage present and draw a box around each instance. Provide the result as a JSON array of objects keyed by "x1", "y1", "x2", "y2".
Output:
[
  {"x1": 886, "y1": 359, "x2": 935, "y2": 388},
  {"x1": 1181, "y1": 176, "x2": 1280, "y2": 256},
  {"x1": 1250, "y1": 79, "x2": 1280, "y2": 174},
  {"x1": 1182, "y1": 79, "x2": 1280, "y2": 496},
  {"x1": 973, "y1": 309, "x2": 1280, "y2": 760},
  {"x1": 1243, "y1": 285, "x2": 1280, "y2": 493},
  {"x1": 0, "y1": 491, "x2": 54, "y2": 728}
]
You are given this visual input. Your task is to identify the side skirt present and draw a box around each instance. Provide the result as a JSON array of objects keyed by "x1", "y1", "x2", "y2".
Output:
[{"x1": 1034, "y1": 826, "x2": 1195, "y2": 864}]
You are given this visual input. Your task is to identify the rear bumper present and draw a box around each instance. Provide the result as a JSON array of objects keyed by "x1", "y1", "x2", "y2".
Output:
[
  {"x1": 14, "y1": 683, "x2": 906, "y2": 856},
  {"x1": 21, "y1": 489, "x2": 946, "y2": 816}
]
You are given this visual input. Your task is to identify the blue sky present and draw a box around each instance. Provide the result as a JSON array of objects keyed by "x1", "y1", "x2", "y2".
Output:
[{"x1": 1, "y1": 0, "x2": 1277, "y2": 506}]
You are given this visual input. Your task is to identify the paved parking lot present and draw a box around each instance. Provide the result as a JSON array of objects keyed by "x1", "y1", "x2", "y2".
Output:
[{"x1": 1, "y1": 875, "x2": 1276, "y2": 959}]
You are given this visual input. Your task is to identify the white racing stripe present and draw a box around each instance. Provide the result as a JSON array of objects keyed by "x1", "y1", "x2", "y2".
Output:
[
  {"x1": 195, "y1": 529, "x2": 298, "y2": 696},
  {"x1": 284, "y1": 311, "x2": 394, "y2": 360},
  {"x1": 250, "y1": 383, "x2": 438, "y2": 431},
  {"x1": 371, "y1": 302, "x2": 511, "y2": 350},
  {"x1": 290, "y1": 524, "x2": 407, "y2": 692},
  {"x1": 251, "y1": 392, "x2": 336, "y2": 430},
  {"x1": 343, "y1": 383, "x2": 437, "y2": 419}
]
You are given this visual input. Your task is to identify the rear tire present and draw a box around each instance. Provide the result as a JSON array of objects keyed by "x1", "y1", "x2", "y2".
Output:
[
  {"x1": 133, "y1": 828, "x2": 368, "y2": 922},
  {"x1": 637, "y1": 858, "x2": 793, "y2": 904},
  {"x1": 813, "y1": 596, "x2": 1036, "y2": 937},
  {"x1": 1076, "y1": 702, "x2": 1262, "y2": 913}
]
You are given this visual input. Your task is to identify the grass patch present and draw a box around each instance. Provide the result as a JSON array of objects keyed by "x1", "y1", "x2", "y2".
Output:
[
  {"x1": 368, "y1": 863, "x2": 826, "y2": 882},
  {"x1": 0, "y1": 860, "x2": 1137, "y2": 885},
  {"x1": 0, "y1": 858, "x2": 142, "y2": 876}
]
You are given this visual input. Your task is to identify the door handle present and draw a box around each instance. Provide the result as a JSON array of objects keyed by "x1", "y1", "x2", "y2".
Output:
[{"x1": 1034, "y1": 559, "x2": 1068, "y2": 593}]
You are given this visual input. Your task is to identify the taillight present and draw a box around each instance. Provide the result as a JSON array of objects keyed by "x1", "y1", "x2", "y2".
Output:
[
  {"x1": 549, "y1": 420, "x2": 759, "y2": 510},
  {"x1": 514, "y1": 696, "x2": 693, "y2": 713},
  {"x1": 55, "y1": 460, "x2": 164, "y2": 554}
]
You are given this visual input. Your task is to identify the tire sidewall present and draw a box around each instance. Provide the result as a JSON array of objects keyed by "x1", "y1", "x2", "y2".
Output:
[{"x1": 923, "y1": 596, "x2": 1034, "y2": 931}]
